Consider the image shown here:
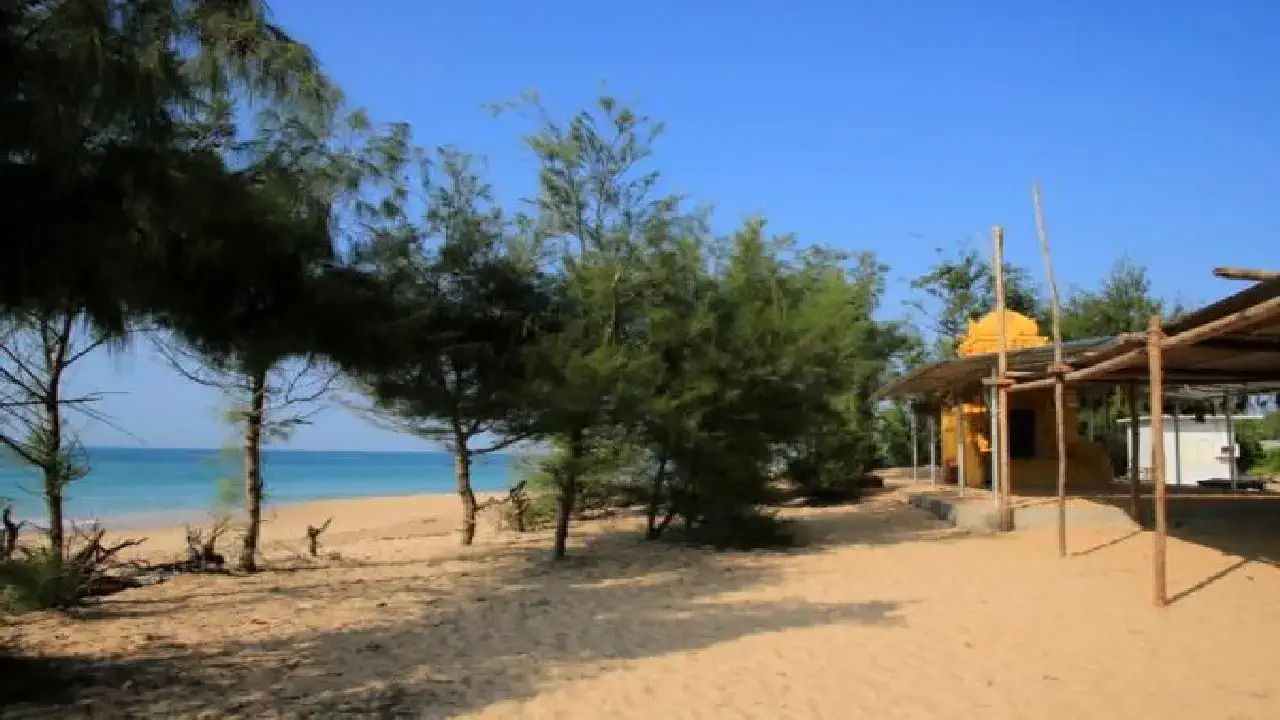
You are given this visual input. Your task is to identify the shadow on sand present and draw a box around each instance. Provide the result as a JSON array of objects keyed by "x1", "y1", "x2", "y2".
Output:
[
  {"x1": 1081, "y1": 492, "x2": 1280, "y2": 603},
  {"x1": 0, "y1": 495, "x2": 964, "y2": 717}
]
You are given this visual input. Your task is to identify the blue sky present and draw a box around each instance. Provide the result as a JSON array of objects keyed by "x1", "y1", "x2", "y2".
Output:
[{"x1": 69, "y1": 0, "x2": 1280, "y2": 450}]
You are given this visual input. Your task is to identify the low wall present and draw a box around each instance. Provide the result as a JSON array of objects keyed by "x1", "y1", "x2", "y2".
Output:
[{"x1": 907, "y1": 492, "x2": 1137, "y2": 532}]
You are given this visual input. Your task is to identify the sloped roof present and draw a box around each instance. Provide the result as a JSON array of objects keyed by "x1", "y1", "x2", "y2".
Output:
[{"x1": 881, "y1": 276, "x2": 1280, "y2": 400}]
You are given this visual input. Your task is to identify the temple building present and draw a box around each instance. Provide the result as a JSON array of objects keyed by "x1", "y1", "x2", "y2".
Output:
[{"x1": 916, "y1": 309, "x2": 1114, "y2": 493}]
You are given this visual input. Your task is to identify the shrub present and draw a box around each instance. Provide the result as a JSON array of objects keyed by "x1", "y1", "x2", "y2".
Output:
[
  {"x1": 0, "y1": 529, "x2": 145, "y2": 613},
  {"x1": 0, "y1": 547, "x2": 89, "y2": 613},
  {"x1": 674, "y1": 506, "x2": 797, "y2": 551},
  {"x1": 1250, "y1": 448, "x2": 1280, "y2": 477},
  {"x1": 492, "y1": 491, "x2": 557, "y2": 532}
]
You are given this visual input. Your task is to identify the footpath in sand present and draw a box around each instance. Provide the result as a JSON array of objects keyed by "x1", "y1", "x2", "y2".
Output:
[{"x1": 3, "y1": 486, "x2": 1279, "y2": 719}]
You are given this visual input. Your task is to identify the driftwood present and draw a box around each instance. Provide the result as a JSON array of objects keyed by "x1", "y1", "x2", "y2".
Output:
[
  {"x1": 476, "y1": 481, "x2": 531, "y2": 532},
  {"x1": 184, "y1": 519, "x2": 230, "y2": 571},
  {"x1": 306, "y1": 518, "x2": 333, "y2": 557},
  {"x1": 1, "y1": 504, "x2": 23, "y2": 561},
  {"x1": 65, "y1": 524, "x2": 149, "y2": 599}
]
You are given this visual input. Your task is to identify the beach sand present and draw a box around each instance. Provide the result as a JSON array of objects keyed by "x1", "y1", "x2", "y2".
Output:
[{"x1": 3, "y1": 482, "x2": 1280, "y2": 718}]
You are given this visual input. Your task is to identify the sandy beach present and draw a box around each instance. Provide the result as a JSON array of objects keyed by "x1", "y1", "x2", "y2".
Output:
[{"x1": 3, "y1": 481, "x2": 1280, "y2": 719}]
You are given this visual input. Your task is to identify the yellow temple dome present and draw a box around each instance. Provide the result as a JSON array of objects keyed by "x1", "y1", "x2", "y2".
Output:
[{"x1": 956, "y1": 309, "x2": 1048, "y2": 357}]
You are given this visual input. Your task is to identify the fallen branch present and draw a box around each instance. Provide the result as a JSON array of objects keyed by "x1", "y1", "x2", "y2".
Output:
[
  {"x1": 184, "y1": 519, "x2": 229, "y2": 571},
  {"x1": 305, "y1": 518, "x2": 333, "y2": 557},
  {"x1": 66, "y1": 523, "x2": 149, "y2": 600}
]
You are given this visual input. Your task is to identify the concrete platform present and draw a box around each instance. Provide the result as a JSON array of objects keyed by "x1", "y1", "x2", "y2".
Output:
[{"x1": 907, "y1": 491, "x2": 1137, "y2": 532}]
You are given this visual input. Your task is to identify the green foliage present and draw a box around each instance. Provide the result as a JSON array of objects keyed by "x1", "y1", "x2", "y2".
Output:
[
  {"x1": 212, "y1": 476, "x2": 243, "y2": 518},
  {"x1": 876, "y1": 403, "x2": 916, "y2": 468},
  {"x1": 908, "y1": 243, "x2": 1042, "y2": 358},
  {"x1": 1235, "y1": 418, "x2": 1269, "y2": 475},
  {"x1": 1060, "y1": 259, "x2": 1164, "y2": 341},
  {"x1": 1250, "y1": 449, "x2": 1280, "y2": 477},
  {"x1": 0, "y1": 547, "x2": 88, "y2": 613}
]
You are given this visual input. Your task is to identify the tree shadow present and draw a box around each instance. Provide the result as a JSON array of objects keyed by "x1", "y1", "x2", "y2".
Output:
[
  {"x1": 792, "y1": 498, "x2": 976, "y2": 550},
  {"x1": 3, "y1": 509, "x2": 916, "y2": 718}
]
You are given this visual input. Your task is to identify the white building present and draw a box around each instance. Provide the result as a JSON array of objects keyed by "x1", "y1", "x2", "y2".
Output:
[{"x1": 1118, "y1": 413, "x2": 1263, "y2": 486}]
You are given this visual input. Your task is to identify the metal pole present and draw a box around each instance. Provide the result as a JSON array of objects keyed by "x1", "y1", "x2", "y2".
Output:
[
  {"x1": 1127, "y1": 383, "x2": 1141, "y2": 523},
  {"x1": 955, "y1": 401, "x2": 966, "y2": 497},
  {"x1": 928, "y1": 414, "x2": 937, "y2": 485},
  {"x1": 1172, "y1": 398, "x2": 1182, "y2": 486},
  {"x1": 1224, "y1": 392, "x2": 1238, "y2": 492},
  {"x1": 910, "y1": 405, "x2": 918, "y2": 484},
  {"x1": 990, "y1": 368, "x2": 1000, "y2": 507}
]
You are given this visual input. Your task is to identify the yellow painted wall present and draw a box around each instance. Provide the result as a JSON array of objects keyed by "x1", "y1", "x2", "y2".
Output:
[{"x1": 936, "y1": 309, "x2": 1114, "y2": 492}]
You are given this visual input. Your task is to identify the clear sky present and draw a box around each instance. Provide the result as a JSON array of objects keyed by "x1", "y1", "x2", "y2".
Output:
[{"x1": 69, "y1": 0, "x2": 1280, "y2": 450}]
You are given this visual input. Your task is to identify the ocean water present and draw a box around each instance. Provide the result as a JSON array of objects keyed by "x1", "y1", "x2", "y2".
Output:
[{"x1": 0, "y1": 447, "x2": 519, "y2": 525}]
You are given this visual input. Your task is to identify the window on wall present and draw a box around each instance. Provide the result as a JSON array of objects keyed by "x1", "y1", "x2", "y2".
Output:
[{"x1": 1010, "y1": 408, "x2": 1036, "y2": 459}]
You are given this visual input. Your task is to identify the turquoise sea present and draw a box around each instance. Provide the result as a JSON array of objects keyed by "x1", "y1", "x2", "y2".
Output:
[{"x1": 0, "y1": 447, "x2": 518, "y2": 526}]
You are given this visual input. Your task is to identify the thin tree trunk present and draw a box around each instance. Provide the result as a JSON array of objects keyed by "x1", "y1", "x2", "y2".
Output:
[
  {"x1": 455, "y1": 440, "x2": 478, "y2": 546},
  {"x1": 239, "y1": 370, "x2": 267, "y2": 572},
  {"x1": 45, "y1": 484, "x2": 64, "y2": 561},
  {"x1": 644, "y1": 456, "x2": 669, "y2": 541},
  {"x1": 44, "y1": 361, "x2": 65, "y2": 560},
  {"x1": 553, "y1": 428, "x2": 584, "y2": 561}
]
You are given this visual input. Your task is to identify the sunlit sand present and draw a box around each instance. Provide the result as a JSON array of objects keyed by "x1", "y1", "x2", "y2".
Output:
[{"x1": 4, "y1": 483, "x2": 1279, "y2": 718}]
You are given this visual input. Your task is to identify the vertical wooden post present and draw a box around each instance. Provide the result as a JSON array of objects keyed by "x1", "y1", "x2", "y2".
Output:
[
  {"x1": 1127, "y1": 383, "x2": 1141, "y2": 523},
  {"x1": 1149, "y1": 315, "x2": 1168, "y2": 607},
  {"x1": 955, "y1": 400, "x2": 966, "y2": 496},
  {"x1": 993, "y1": 225, "x2": 1013, "y2": 531},
  {"x1": 1033, "y1": 182, "x2": 1068, "y2": 557}
]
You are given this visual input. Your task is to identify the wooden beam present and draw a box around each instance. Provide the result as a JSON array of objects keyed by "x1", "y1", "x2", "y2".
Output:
[
  {"x1": 1007, "y1": 295, "x2": 1280, "y2": 392},
  {"x1": 1149, "y1": 315, "x2": 1168, "y2": 608},
  {"x1": 1164, "y1": 295, "x2": 1280, "y2": 349},
  {"x1": 1196, "y1": 336, "x2": 1280, "y2": 352},
  {"x1": 1033, "y1": 181, "x2": 1068, "y2": 558},
  {"x1": 1213, "y1": 266, "x2": 1280, "y2": 281},
  {"x1": 1094, "y1": 371, "x2": 1280, "y2": 385}
]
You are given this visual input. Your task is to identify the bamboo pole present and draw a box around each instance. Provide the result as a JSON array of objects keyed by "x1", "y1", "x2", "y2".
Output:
[
  {"x1": 1033, "y1": 182, "x2": 1068, "y2": 557},
  {"x1": 993, "y1": 225, "x2": 1013, "y2": 530},
  {"x1": 1149, "y1": 315, "x2": 1168, "y2": 607},
  {"x1": 1127, "y1": 383, "x2": 1141, "y2": 523}
]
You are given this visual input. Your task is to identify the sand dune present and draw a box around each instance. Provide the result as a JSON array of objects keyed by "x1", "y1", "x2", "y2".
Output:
[{"x1": 3, "y1": 487, "x2": 1279, "y2": 718}]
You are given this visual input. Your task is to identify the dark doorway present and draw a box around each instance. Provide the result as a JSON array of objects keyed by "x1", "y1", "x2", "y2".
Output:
[{"x1": 1010, "y1": 408, "x2": 1036, "y2": 459}]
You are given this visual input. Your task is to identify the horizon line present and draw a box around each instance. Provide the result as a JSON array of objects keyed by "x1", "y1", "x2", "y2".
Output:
[{"x1": 77, "y1": 444, "x2": 542, "y2": 455}]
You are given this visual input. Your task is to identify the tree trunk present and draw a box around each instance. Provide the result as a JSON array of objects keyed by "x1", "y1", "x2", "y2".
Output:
[
  {"x1": 43, "y1": 377, "x2": 65, "y2": 560},
  {"x1": 553, "y1": 428, "x2": 584, "y2": 561},
  {"x1": 644, "y1": 456, "x2": 669, "y2": 541},
  {"x1": 45, "y1": 484, "x2": 64, "y2": 561},
  {"x1": 455, "y1": 442, "x2": 478, "y2": 546},
  {"x1": 238, "y1": 371, "x2": 267, "y2": 572}
]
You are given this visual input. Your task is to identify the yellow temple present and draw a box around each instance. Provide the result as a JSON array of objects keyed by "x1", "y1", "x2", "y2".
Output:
[{"x1": 940, "y1": 310, "x2": 1114, "y2": 492}]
